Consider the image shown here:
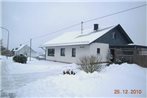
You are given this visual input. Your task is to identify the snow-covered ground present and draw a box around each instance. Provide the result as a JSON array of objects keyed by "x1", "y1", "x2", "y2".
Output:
[{"x1": 0, "y1": 56, "x2": 146, "y2": 98}]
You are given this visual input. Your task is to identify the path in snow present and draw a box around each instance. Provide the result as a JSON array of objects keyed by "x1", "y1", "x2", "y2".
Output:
[
  {"x1": 2, "y1": 64, "x2": 64, "y2": 91},
  {"x1": 8, "y1": 64, "x2": 76, "y2": 90},
  {"x1": 1, "y1": 57, "x2": 76, "y2": 98}
]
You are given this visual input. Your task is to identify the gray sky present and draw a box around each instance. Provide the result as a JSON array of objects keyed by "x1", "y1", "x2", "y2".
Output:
[{"x1": 1, "y1": 1, "x2": 146, "y2": 53}]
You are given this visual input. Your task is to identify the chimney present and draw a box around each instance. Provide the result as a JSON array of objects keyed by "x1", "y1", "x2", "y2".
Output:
[{"x1": 94, "y1": 24, "x2": 99, "y2": 31}]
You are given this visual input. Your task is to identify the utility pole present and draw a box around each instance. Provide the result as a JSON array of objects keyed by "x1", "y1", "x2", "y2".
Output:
[
  {"x1": 30, "y1": 38, "x2": 32, "y2": 61},
  {"x1": 0, "y1": 27, "x2": 9, "y2": 58},
  {"x1": 81, "y1": 21, "x2": 83, "y2": 34},
  {"x1": 0, "y1": 27, "x2": 9, "y2": 50}
]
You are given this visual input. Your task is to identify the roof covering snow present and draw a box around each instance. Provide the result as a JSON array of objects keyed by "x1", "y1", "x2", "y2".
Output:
[
  {"x1": 43, "y1": 25, "x2": 116, "y2": 47},
  {"x1": 14, "y1": 44, "x2": 26, "y2": 51}
]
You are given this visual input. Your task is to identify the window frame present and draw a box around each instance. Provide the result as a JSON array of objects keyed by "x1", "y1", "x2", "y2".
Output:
[
  {"x1": 48, "y1": 48, "x2": 55, "y2": 56},
  {"x1": 60, "y1": 48, "x2": 65, "y2": 56},
  {"x1": 97, "y1": 48, "x2": 100, "y2": 54},
  {"x1": 72, "y1": 48, "x2": 76, "y2": 57}
]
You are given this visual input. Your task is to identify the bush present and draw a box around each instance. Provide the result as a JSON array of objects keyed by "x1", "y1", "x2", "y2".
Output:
[
  {"x1": 13, "y1": 54, "x2": 27, "y2": 64},
  {"x1": 1, "y1": 46, "x2": 14, "y2": 56},
  {"x1": 114, "y1": 57, "x2": 129, "y2": 65},
  {"x1": 79, "y1": 55, "x2": 103, "y2": 73},
  {"x1": 114, "y1": 58, "x2": 123, "y2": 64},
  {"x1": 106, "y1": 49, "x2": 113, "y2": 62}
]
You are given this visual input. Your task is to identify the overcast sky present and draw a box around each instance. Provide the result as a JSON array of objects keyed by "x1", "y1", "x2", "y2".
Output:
[{"x1": 1, "y1": 0, "x2": 146, "y2": 53}]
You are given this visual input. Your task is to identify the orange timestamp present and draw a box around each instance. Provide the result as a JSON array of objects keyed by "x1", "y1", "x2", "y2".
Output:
[{"x1": 114, "y1": 89, "x2": 142, "y2": 94}]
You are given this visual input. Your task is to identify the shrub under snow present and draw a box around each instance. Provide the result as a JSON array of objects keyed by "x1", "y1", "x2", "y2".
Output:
[
  {"x1": 79, "y1": 55, "x2": 103, "y2": 73},
  {"x1": 13, "y1": 54, "x2": 27, "y2": 64}
]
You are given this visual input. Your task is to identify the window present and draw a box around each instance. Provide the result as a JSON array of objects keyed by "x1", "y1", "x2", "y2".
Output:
[
  {"x1": 112, "y1": 32, "x2": 116, "y2": 39},
  {"x1": 123, "y1": 50, "x2": 133, "y2": 55},
  {"x1": 48, "y1": 49, "x2": 55, "y2": 56},
  {"x1": 60, "y1": 48, "x2": 65, "y2": 56},
  {"x1": 72, "y1": 48, "x2": 76, "y2": 57},
  {"x1": 97, "y1": 48, "x2": 100, "y2": 54}
]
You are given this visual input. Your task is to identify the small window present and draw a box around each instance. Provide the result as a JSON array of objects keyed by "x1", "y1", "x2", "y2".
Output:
[
  {"x1": 123, "y1": 50, "x2": 133, "y2": 55},
  {"x1": 60, "y1": 48, "x2": 65, "y2": 56},
  {"x1": 48, "y1": 49, "x2": 55, "y2": 56},
  {"x1": 72, "y1": 48, "x2": 76, "y2": 57},
  {"x1": 97, "y1": 48, "x2": 100, "y2": 54},
  {"x1": 112, "y1": 32, "x2": 116, "y2": 39}
]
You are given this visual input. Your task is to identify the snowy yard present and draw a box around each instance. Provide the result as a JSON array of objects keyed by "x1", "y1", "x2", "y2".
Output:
[{"x1": 0, "y1": 56, "x2": 146, "y2": 98}]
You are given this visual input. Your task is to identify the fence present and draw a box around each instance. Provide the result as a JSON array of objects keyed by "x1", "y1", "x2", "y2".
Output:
[
  {"x1": 133, "y1": 55, "x2": 147, "y2": 68},
  {"x1": 114, "y1": 49, "x2": 147, "y2": 67}
]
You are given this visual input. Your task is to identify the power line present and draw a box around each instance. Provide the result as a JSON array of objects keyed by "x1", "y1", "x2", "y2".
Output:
[
  {"x1": 32, "y1": 22, "x2": 81, "y2": 39},
  {"x1": 84, "y1": 4, "x2": 146, "y2": 23},
  {"x1": 20, "y1": 4, "x2": 146, "y2": 45},
  {"x1": 32, "y1": 4, "x2": 146, "y2": 40},
  {"x1": 23, "y1": 22, "x2": 81, "y2": 48},
  {"x1": 20, "y1": 40, "x2": 30, "y2": 45}
]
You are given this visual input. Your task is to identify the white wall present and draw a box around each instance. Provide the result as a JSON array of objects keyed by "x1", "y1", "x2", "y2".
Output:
[
  {"x1": 15, "y1": 45, "x2": 38, "y2": 57},
  {"x1": 46, "y1": 45, "x2": 90, "y2": 63},
  {"x1": 89, "y1": 43, "x2": 109, "y2": 62},
  {"x1": 46, "y1": 43, "x2": 109, "y2": 63}
]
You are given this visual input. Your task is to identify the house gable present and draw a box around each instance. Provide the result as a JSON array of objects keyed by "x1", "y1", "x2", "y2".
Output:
[
  {"x1": 92, "y1": 24, "x2": 133, "y2": 45},
  {"x1": 14, "y1": 45, "x2": 38, "y2": 57}
]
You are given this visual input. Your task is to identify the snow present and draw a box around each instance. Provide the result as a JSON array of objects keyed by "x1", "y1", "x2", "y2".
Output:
[
  {"x1": 13, "y1": 44, "x2": 26, "y2": 51},
  {"x1": 43, "y1": 25, "x2": 115, "y2": 47},
  {"x1": 7, "y1": 58, "x2": 65, "y2": 74},
  {"x1": 0, "y1": 56, "x2": 146, "y2": 98}
]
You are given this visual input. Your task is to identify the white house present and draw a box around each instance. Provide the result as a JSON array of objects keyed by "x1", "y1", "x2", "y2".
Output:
[
  {"x1": 43, "y1": 24, "x2": 133, "y2": 63},
  {"x1": 14, "y1": 44, "x2": 38, "y2": 57}
]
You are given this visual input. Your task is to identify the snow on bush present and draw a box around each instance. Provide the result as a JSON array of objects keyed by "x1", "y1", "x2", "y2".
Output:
[
  {"x1": 79, "y1": 55, "x2": 104, "y2": 73},
  {"x1": 13, "y1": 54, "x2": 27, "y2": 64}
]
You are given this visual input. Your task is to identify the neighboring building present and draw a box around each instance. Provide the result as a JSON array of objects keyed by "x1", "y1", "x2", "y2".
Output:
[
  {"x1": 110, "y1": 45, "x2": 147, "y2": 62},
  {"x1": 110, "y1": 44, "x2": 147, "y2": 67},
  {"x1": 14, "y1": 44, "x2": 38, "y2": 57},
  {"x1": 43, "y1": 24, "x2": 134, "y2": 63}
]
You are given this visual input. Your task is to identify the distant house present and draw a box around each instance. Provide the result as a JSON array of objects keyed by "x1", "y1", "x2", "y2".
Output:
[
  {"x1": 14, "y1": 44, "x2": 38, "y2": 57},
  {"x1": 43, "y1": 24, "x2": 137, "y2": 63}
]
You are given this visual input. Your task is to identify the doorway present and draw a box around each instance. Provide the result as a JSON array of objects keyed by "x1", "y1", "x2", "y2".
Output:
[{"x1": 110, "y1": 49, "x2": 115, "y2": 62}]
